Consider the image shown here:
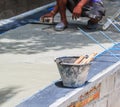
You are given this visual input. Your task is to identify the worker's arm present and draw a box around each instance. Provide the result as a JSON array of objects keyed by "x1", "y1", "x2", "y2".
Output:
[
  {"x1": 50, "y1": 5, "x2": 58, "y2": 16},
  {"x1": 72, "y1": 0, "x2": 89, "y2": 19},
  {"x1": 40, "y1": 5, "x2": 58, "y2": 21},
  {"x1": 77, "y1": 0, "x2": 89, "y2": 7}
]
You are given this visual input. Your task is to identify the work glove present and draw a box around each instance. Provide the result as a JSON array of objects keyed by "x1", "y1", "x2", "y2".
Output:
[{"x1": 72, "y1": 5, "x2": 82, "y2": 20}]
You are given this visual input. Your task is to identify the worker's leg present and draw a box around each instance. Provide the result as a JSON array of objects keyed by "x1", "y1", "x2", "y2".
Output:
[
  {"x1": 83, "y1": 2, "x2": 105, "y2": 29},
  {"x1": 57, "y1": 0, "x2": 68, "y2": 25},
  {"x1": 55, "y1": 0, "x2": 79, "y2": 31},
  {"x1": 55, "y1": 0, "x2": 68, "y2": 31},
  {"x1": 87, "y1": 17, "x2": 103, "y2": 29}
]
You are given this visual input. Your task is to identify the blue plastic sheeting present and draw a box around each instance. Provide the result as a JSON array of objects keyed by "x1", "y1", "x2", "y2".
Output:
[
  {"x1": 0, "y1": 5, "x2": 54, "y2": 34},
  {"x1": 17, "y1": 43, "x2": 120, "y2": 107}
]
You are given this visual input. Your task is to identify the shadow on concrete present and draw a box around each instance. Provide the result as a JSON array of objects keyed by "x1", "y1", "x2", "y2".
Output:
[
  {"x1": 55, "y1": 80, "x2": 89, "y2": 89},
  {"x1": 0, "y1": 86, "x2": 21, "y2": 106},
  {"x1": 0, "y1": 0, "x2": 119, "y2": 54},
  {"x1": 0, "y1": 22, "x2": 119, "y2": 55}
]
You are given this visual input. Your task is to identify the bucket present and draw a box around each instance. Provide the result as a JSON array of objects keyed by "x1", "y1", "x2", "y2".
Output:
[{"x1": 55, "y1": 56, "x2": 91, "y2": 88}]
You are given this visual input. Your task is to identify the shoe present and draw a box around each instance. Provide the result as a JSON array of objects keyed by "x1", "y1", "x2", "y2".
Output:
[
  {"x1": 87, "y1": 20, "x2": 99, "y2": 30},
  {"x1": 55, "y1": 22, "x2": 67, "y2": 31}
]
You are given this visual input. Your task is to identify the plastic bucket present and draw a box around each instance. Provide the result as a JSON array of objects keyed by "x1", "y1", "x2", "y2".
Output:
[{"x1": 55, "y1": 56, "x2": 91, "y2": 88}]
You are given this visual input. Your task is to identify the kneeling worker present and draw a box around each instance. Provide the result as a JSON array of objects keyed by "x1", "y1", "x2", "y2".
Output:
[{"x1": 40, "y1": 0, "x2": 105, "y2": 31}]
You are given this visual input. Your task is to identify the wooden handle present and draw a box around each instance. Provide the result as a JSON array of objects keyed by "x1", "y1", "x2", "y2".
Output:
[
  {"x1": 74, "y1": 56, "x2": 85, "y2": 64},
  {"x1": 84, "y1": 52, "x2": 97, "y2": 64},
  {"x1": 74, "y1": 53, "x2": 97, "y2": 65},
  {"x1": 80, "y1": 57, "x2": 88, "y2": 64}
]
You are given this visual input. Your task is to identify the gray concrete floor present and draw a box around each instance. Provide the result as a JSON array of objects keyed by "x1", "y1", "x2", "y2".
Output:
[{"x1": 0, "y1": 0, "x2": 120, "y2": 107}]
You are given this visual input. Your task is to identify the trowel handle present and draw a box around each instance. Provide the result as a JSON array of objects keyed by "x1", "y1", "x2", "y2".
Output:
[
  {"x1": 84, "y1": 52, "x2": 97, "y2": 64},
  {"x1": 74, "y1": 56, "x2": 85, "y2": 64}
]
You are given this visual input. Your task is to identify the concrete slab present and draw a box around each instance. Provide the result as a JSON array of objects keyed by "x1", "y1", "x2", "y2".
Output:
[
  {"x1": 0, "y1": 0, "x2": 120, "y2": 107},
  {"x1": 0, "y1": 23, "x2": 119, "y2": 107},
  {"x1": 16, "y1": 43, "x2": 120, "y2": 107}
]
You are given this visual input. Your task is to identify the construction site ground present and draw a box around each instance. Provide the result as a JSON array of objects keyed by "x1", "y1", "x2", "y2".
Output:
[{"x1": 0, "y1": 0, "x2": 119, "y2": 107}]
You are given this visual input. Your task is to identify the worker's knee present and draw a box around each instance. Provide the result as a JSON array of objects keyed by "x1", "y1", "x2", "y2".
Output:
[
  {"x1": 56, "y1": 0, "x2": 75, "y2": 12},
  {"x1": 67, "y1": 0, "x2": 78, "y2": 12}
]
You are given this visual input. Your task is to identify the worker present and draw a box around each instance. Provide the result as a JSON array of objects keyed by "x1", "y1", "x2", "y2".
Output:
[{"x1": 40, "y1": 0, "x2": 105, "y2": 31}]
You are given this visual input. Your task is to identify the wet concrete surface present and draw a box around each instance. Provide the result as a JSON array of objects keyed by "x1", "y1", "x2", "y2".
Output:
[{"x1": 0, "y1": 0, "x2": 119, "y2": 107}]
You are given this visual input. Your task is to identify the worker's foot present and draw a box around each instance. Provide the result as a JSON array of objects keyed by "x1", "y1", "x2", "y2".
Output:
[
  {"x1": 55, "y1": 22, "x2": 67, "y2": 31},
  {"x1": 87, "y1": 20, "x2": 99, "y2": 30}
]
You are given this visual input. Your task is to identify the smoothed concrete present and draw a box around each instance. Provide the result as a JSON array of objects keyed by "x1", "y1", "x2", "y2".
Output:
[{"x1": 0, "y1": 0, "x2": 119, "y2": 107}]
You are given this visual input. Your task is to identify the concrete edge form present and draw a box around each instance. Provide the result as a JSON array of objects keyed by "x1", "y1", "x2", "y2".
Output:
[
  {"x1": 49, "y1": 61, "x2": 120, "y2": 107},
  {"x1": 10, "y1": 2, "x2": 56, "y2": 20},
  {"x1": 0, "y1": 2, "x2": 55, "y2": 34}
]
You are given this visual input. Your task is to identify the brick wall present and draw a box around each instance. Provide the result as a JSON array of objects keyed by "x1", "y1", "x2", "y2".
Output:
[{"x1": 50, "y1": 61, "x2": 120, "y2": 107}]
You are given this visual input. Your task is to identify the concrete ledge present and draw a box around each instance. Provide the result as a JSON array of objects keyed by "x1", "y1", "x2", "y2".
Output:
[
  {"x1": 0, "y1": 0, "x2": 54, "y2": 19},
  {"x1": 17, "y1": 43, "x2": 120, "y2": 107},
  {"x1": 10, "y1": 2, "x2": 56, "y2": 20},
  {"x1": 0, "y1": 2, "x2": 55, "y2": 34},
  {"x1": 50, "y1": 61, "x2": 120, "y2": 107}
]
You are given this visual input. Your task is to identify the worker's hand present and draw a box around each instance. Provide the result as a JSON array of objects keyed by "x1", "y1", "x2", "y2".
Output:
[
  {"x1": 72, "y1": 5, "x2": 82, "y2": 20},
  {"x1": 40, "y1": 12, "x2": 54, "y2": 21}
]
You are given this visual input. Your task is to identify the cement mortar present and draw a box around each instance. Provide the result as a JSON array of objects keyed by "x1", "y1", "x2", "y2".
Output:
[{"x1": 0, "y1": 0, "x2": 119, "y2": 107}]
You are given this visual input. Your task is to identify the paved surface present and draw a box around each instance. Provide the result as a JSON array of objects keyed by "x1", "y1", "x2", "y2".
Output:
[
  {"x1": 17, "y1": 42, "x2": 120, "y2": 107},
  {"x1": 0, "y1": 0, "x2": 120, "y2": 107}
]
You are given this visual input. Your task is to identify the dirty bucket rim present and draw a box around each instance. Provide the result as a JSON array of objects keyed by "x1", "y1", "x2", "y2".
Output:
[{"x1": 60, "y1": 62, "x2": 91, "y2": 66}]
